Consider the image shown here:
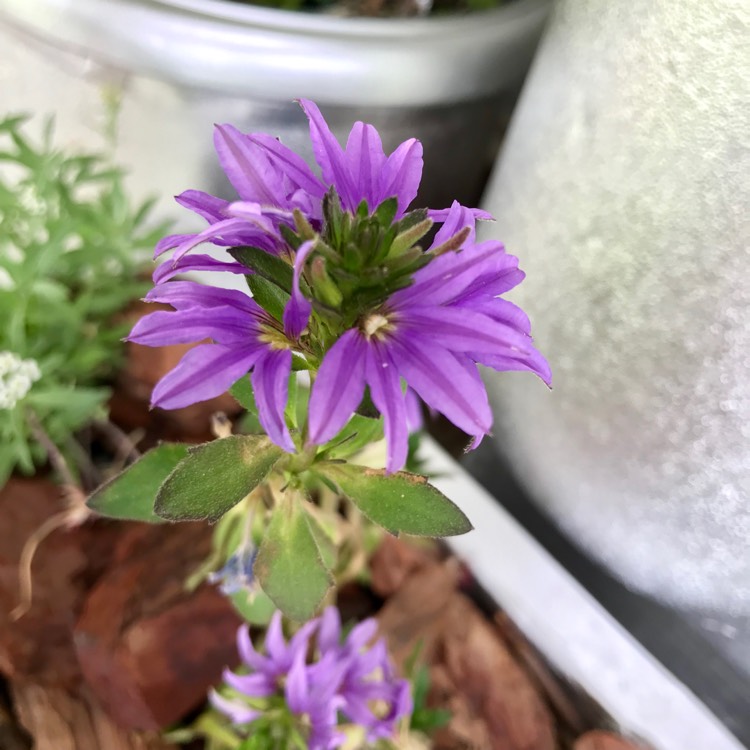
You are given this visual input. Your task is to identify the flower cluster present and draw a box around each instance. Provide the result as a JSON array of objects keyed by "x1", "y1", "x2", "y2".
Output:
[
  {"x1": 0, "y1": 352, "x2": 40, "y2": 410},
  {"x1": 211, "y1": 608, "x2": 411, "y2": 749},
  {"x1": 130, "y1": 99, "x2": 549, "y2": 471}
]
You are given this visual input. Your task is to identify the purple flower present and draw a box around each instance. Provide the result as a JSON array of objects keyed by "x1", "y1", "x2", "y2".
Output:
[
  {"x1": 128, "y1": 280, "x2": 296, "y2": 451},
  {"x1": 154, "y1": 99, "x2": 423, "y2": 272},
  {"x1": 212, "y1": 608, "x2": 411, "y2": 749},
  {"x1": 317, "y1": 607, "x2": 413, "y2": 742},
  {"x1": 306, "y1": 201, "x2": 551, "y2": 473}
]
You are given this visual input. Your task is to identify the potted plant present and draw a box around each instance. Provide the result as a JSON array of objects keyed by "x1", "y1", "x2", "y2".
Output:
[{"x1": 0, "y1": 0, "x2": 550, "y2": 217}]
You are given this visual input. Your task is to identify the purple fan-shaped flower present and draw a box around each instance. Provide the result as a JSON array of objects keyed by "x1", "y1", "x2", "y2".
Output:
[
  {"x1": 155, "y1": 99, "x2": 424, "y2": 274},
  {"x1": 211, "y1": 608, "x2": 410, "y2": 749},
  {"x1": 306, "y1": 202, "x2": 551, "y2": 473},
  {"x1": 127, "y1": 280, "x2": 296, "y2": 452}
]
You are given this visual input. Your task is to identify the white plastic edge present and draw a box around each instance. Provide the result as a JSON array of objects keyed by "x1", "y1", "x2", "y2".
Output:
[{"x1": 422, "y1": 436, "x2": 744, "y2": 750}]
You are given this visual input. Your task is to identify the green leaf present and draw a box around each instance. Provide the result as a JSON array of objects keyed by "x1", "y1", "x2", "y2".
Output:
[
  {"x1": 254, "y1": 493, "x2": 333, "y2": 621},
  {"x1": 316, "y1": 463, "x2": 472, "y2": 537},
  {"x1": 155, "y1": 435, "x2": 283, "y2": 522},
  {"x1": 304, "y1": 509, "x2": 338, "y2": 571},
  {"x1": 373, "y1": 196, "x2": 399, "y2": 228},
  {"x1": 246, "y1": 275, "x2": 290, "y2": 322},
  {"x1": 230, "y1": 376, "x2": 257, "y2": 412},
  {"x1": 230, "y1": 588, "x2": 276, "y2": 626},
  {"x1": 87, "y1": 443, "x2": 189, "y2": 522},
  {"x1": 320, "y1": 414, "x2": 384, "y2": 460},
  {"x1": 229, "y1": 246, "x2": 293, "y2": 290}
]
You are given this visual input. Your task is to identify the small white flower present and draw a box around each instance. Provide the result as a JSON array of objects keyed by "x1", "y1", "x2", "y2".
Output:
[{"x1": 0, "y1": 352, "x2": 41, "y2": 410}]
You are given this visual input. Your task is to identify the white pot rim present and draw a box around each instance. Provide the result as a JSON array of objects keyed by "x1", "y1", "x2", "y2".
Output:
[{"x1": 0, "y1": 0, "x2": 550, "y2": 105}]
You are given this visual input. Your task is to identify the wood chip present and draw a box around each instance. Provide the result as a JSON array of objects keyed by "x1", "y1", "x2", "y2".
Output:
[
  {"x1": 376, "y1": 552, "x2": 556, "y2": 750},
  {"x1": 0, "y1": 478, "x2": 122, "y2": 686},
  {"x1": 574, "y1": 730, "x2": 651, "y2": 750},
  {"x1": 11, "y1": 682, "x2": 174, "y2": 750},
  {"x1": 75, "y1": 522, "x2": 242, "y2": 730}
]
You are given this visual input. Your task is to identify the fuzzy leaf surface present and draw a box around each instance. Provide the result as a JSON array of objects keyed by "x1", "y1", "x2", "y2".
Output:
[
  {"x1": 155, "y1": 435, "x2": 282, "y2": 522},
  {"x1": 318, "y1": 462, "x2": 472, "y2": 537},
  {"x1": 87, "y1": 443, "x2": 189, "y2": 522},
  {"x1": 254, "y1": 494, "x2": 332, "y2": 621}
]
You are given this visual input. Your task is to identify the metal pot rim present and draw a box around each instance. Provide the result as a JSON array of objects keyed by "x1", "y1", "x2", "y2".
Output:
[{"x1": 0, "y1": 0, "x2": 550, "y2": 105}]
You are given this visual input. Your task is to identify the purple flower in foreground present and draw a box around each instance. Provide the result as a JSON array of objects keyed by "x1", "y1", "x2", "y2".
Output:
[
  {"x1": 211, "y1": 609, "x2": 411, "y2": 749},
  {"x1": 154, "y1": 99, "x2": 423, "y2": 273},
  {"x1": 128, "y1": 280, "x2": 296, "y2": 451},
  {"x1": 307, "y1": 202, "x2": 551, "y2": 473}
]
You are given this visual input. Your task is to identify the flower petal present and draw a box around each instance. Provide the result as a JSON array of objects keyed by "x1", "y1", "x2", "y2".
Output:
[
  {"x1": 298, "y1": 99, "x2": 357, "y2": 210},
  {"x1": 427, "y1": 200, "x2": 477, "y2": 250},
  {"x1": 307, "y1": 329, "x2": 367, "y2": 446},
  {"x1": 398, "y1": 306, "x2": 533, "y2": 355},
  {"x1": 285, "y1": 648, "x2": 310, "y2": 715},
  {"x1": 214, "y1": 124, "x2": 283, "y2": 205},
  {"x1": 391, "y1": 241, "x2": 512, "y2": 308},
  {"x1": 365, "y1": 342, "x2": 408, "y2": 474},
  {"x1": 428, "y1": 205, "x2": 493, "y2": 223},
  {"x1": 264, "y1": 611, "x2": 287, "y2": 663},
  {"x1": 237, "y1": 624, "x2": 274, "y2": 672},
  {"x1": 151, "y1": 343, "x2": 263, "y2": 410},
  {"x1": 175, "y1": 189, "x2": 229, "y2": 222},
  {"x1": 161, "y1": 217, "x2": 260, "y2": 263},
  {"x1": 208, "y1": 689, "x2": 260, "y2": 725},
  {"x1": 249, "y1": 133, "x2": 326, "y2": 199},
  {"x1": 128, "y1": 307, "x2": 254, "y2": 347},
  {"x1": 317, "y1": 606, "x2": 341, "y2": 654},
  {"x1": 223, "y1": 669, "x2": 276, "y2": 698},
  {"x1": 477, "y1": 347, "x2": 552, "y2": 386},
  {"x1": 345, "y1": 121, "x2": 386, "y2": 210},
  {"x1": 251, "y1": 349, "x2": 295, "y2": 453},
  {"x1": 145, "y1": 280, "x2": 260, "y2": 314},
  {"x1": 283, "y1": 240, "x2": 314, "y2": 339},
  {"x1": 378, "y1": 137, "x2": 423, "y2": 217},
  {"x1": 152, "y1": 253, "x2": 249, "y2": 284},
  {"x1": 389, "y1": 338, "x2": 491, "y2": 439}
]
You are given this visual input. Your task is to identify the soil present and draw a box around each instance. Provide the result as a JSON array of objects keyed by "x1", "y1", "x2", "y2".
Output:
[{"x1": 0, "y1": 323, "x2": 650, "y2": 750}]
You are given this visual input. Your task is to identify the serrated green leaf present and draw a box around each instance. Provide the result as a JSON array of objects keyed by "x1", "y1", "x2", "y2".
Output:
[
  {"x1": 320, "y1": 414, "x2": 384, "y2": 460},
  {"x1": 155, "y1": 435, "x2": 283, "y2": 522},
  {"x1": 87, "y1": 443, "x2": 189, "y2": 522},
  {"x1": 254, "y1": 493, "x2": 332, "y2": 621},
  {"x1": 317, "y1": 463, "x2": 472, "y2": 537}
]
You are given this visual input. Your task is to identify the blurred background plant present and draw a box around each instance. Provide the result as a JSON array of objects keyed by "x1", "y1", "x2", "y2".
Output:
[{"x1": 0, "y1": 114, "x2": 168, "y2": 485}]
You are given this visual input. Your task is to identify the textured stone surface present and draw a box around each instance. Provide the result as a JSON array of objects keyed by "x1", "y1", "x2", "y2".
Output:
[{"x1": 482, "y1": 0, "x2": 749, "y2": 641}]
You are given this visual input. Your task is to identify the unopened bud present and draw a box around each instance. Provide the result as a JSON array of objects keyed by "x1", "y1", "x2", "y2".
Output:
[{"x1": 310, "y1": 256, "x2": 343, "y2": 308}]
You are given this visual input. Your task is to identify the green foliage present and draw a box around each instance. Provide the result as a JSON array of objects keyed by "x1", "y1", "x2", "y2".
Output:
[
  {"x1": 254, "y1": 492, "x2": 333, "y2": 621},
  {"x1": 87, "y1": 442, "x2": 189, "y2": 521},
  {"x1": 155, "y1": 435, "x2": 284, "y2": 522},
  {"x1": 0, "y1": 114, "x2": 167, "y2": 484},
  {"x1": 315, "y1": 462, "x2": 473, "y2": 537},
  {"x1": 409, "y1": 664, "x2": 452, "y2": 734}
]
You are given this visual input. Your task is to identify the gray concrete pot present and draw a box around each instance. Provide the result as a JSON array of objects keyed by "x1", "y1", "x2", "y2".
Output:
[
  {"x1": 481, "y1": 0, "x2": 749, "y2": 672},
  {"x1": 0, "y1": 0, "x2": 549, "y2": 215}
]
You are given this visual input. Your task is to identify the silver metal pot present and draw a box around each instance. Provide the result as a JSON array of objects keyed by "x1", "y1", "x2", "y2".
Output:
[
  {"x1": 0, "y1": 0, "x2": 549, "y2": 214},
  {"x1": 481, "y1": 0, "x2": 749, "y2": 672}
]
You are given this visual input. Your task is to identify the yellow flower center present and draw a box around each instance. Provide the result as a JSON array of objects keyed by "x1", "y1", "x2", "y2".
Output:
[{"x1": 362, "y1": 313, "x2": 391, "y2": 340}]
